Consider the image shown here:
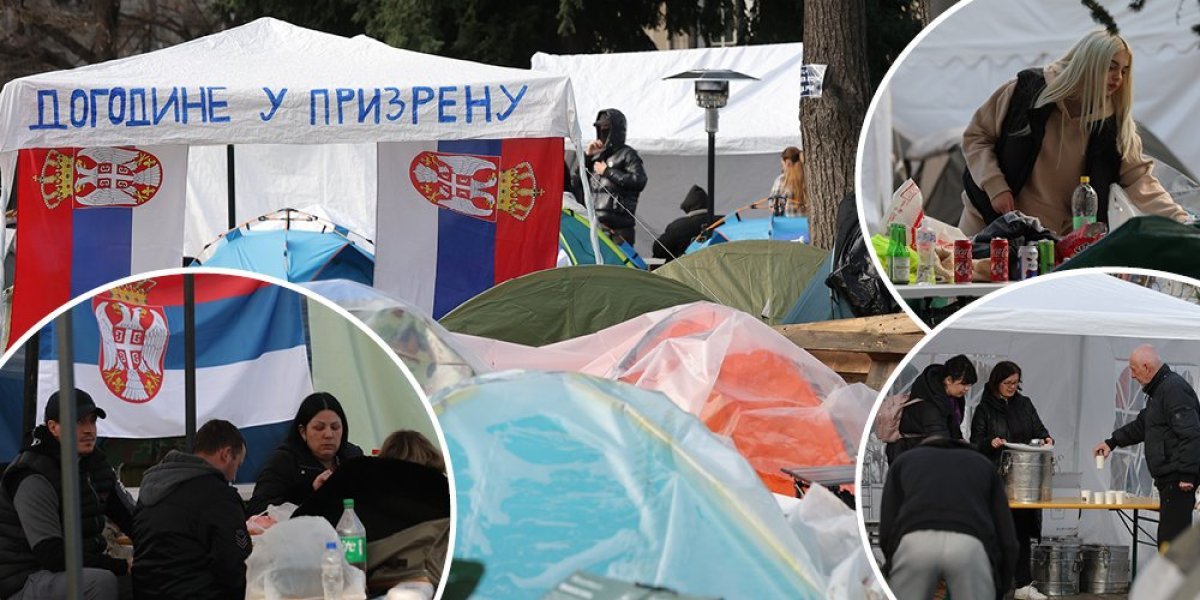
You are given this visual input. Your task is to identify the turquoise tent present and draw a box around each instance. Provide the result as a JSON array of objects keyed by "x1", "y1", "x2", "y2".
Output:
[
  {"x1": 191, "y1": 209, "x2": 375, "y2": 285},
  {"x1": 435, "y1": 371, "x2": 828, "y2": 599},
  {"x1": 558, "y1": 207, "x2": 646, "y2": 268}
]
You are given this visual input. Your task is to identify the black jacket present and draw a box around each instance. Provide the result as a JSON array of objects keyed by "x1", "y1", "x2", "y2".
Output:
[
  {"x1": 970, "y1": 390, "x2": 1051, "y2": 465},
  {"x1": 963, "y1": 68, "x2": 1121, "y2": 227},
  {"x1": 0, "y1": 426, "x2": 132, "y2": 597},
  {"x1": 293, "y1": 456, "x2": 451, "y2": 542},
  {"x1": 1108, "y1": 364, "x2": 1200, "y2": 486},
  {"x1": 132, "y1": 451, "x2": 250, "y2": 600},
  {"x1": 247, "y1": 437, "x2": 364, "y2": 515},
  {"x1": 571, "y1": 109, "x2": 648, "y2": 233},
  {"x1": 880, "y1": 438, "x2": 1019, "y2": 600},
  {"x1": 652, "y1": 185, "x2": 715, "y2": 261},
  {"x1": 886, "y1": 364, "x2": 966, "y2": 462}
]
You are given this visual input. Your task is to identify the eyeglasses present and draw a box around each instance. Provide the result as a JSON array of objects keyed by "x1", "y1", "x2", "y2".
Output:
[{"x1": 1000, "y1": 379, "x2": 1021, "y2": 387}]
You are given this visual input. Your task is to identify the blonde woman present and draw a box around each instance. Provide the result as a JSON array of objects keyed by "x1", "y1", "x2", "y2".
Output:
[
  {"x1": 770, "y1": 146, "x2": 808, "y2": 217},
  {"x1": 959, "y1": 28, "x2": 1187, "y2": 236}
]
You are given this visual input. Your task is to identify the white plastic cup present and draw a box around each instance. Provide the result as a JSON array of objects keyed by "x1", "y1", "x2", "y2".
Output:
[
  {"x1": 1095, "y1": 454, "x2": 1105, "y2": 469},
  {"x1": 1106, "y1": 490, "x2": 1118, "y2": 504},
  {"x1": 1114, "y1": 491, "x2": 1127, "y2": 505},
  {"x1": 1094, "y1": 491, "x2": 1106, "y2": 504},
  {"x1": 1080, "y1": 489, "x2": 1091, "y2": 503}
]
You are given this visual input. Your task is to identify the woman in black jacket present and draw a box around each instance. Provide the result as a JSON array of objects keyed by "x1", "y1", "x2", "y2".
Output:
[
  {"x1": 247, "y1": 392, "x2": 364, "y2": 515},
  {"x1": 970, "y1": 361, "x2": 1053, "y2": 600}
]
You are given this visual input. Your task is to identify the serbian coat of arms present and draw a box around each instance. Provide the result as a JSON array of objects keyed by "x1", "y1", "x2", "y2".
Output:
[
  {"x1": 92, "y1": 282, "x2": 169, "y2": 403},
  {"x1": 36, "y1": 146, "x2": 164, "y2": 210},
  {"x1": 409, "y1": 151, "x2": 543, "y2": 222}
]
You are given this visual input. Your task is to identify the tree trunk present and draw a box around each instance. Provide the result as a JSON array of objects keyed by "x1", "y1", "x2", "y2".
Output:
[
  {"x1": 918, "y1": 0, "x2": 962, "y2": 26},
  {"x1": 801, "y1": 0, "x2": 871, "y2": 250}
]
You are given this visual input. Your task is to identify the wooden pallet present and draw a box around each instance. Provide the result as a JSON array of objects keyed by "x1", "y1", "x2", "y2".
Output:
[{"x1": 773, "y1": 313, "x2": 925, "y2": 389}]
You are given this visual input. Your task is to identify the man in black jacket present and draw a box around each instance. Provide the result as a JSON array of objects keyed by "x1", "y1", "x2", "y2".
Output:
[
  {"x1": 571, "y1": 108, "x2": 648, "y2": 245},
  {"x1": 1095, "y1": 344, "x2": 1200, "y2": 548},
  {"x1": 881, "y1": 436, "x2": 1019, "y2": 600},
  {"x1": 0, "y1": 389, "x2": 135, "y2": 600},
  {"x1": 132, "y1": 419, "x2": 251, "y2": 600},
  {"x1": 885, "y1": 354, "x2": 978, "y2": 465}
]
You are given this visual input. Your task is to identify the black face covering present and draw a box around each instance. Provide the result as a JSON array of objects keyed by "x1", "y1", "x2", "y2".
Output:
[{"x1": 596, "y1": 125, "x2": 610, "y2": 143}]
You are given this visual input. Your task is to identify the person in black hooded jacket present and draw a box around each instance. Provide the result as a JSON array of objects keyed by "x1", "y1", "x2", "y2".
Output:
[
  {"x1": 0, "y1": 389, "x2": 134, "y2": 600},
  {"x1": 570, "y1": 108, "x2": 648, "y2": 245},
  {"x1": 652, "y1": 185, "x2": 716, "y2": 262},
  {"x1": 885, "y1": 354, "x2": 978, "y2": 465},
  {"x1": 131, "y1": 419, "x2": 250, "y2": 600},
  {"x1": 970, "y1": 361, "x2": 1053, "y2": 600},
  {"x1": 247, "y1": 392, "x2": 364, "y2": 516}
]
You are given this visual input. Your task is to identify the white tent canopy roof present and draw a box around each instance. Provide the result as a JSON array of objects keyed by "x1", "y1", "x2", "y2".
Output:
[
  {"x1": 0, "y1": 17, "x2": 577, "y2": 152},
  {"x1": 949, "y1": 273, "x2": 1200, "y2": 339},
  {"x1": 532, "y1": 43, "x2": 803, "y2": 156}
]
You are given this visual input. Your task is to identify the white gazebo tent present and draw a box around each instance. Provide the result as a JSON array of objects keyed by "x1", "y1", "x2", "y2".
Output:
[
  {"x1": 0, "y1": 17, "x2": 592, "y2": 305},
  {"x1": 912, "y1": 272, "x2": 1200, "y2": 571}
]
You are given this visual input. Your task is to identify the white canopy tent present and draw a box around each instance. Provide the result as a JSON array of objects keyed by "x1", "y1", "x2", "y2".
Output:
[
  {"x1": 908, "y1": 272, "x2": 1200, "y2": 570},
  {"x1": 860, "y1": 0, "x2": 1200, "y2": 231},
  {"x1": 532, "y1": 43, "x2": 803, "y2": 257},
  {"x1": 0, "y1": 17, "x2": 588, "y2": 265}
]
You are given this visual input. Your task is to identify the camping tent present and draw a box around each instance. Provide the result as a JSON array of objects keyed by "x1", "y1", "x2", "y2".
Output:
[
  {"x1": 869, "y1": 272, "x2": 1200, "y2": 571},
  {"x1": 435, "y1": 370, "x2": 835, "y2": 599},
  {"x1": 655, "y1": 240, "x2": 828, "y2": 325},
  {"x1": 860, "y1": 0, "x2": 1200, "y2": 230},
  {"x1": 192, "y1": 208, "x2": 376, "y2": 284},
  {"x1": 532, "y1": 43, "x2": 803, "y2": 258},
  {"x1": 438, "y1": 265, "x2": 712, "y2": 345},
  {"x1": 0, "y1": 17, "x2": 588, "y2": 338},
  {"x1": 558, "y1": 206, "x2": 645, "y2": 268}
]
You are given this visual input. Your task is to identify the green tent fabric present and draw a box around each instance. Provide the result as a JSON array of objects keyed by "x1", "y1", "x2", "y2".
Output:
[
  {"x1": 655, "y1": 240, "x2": 829, "y2": 325},
  {"x1": 559, "y1": 207, "x2": 640, "y2": 268},
  {"x1": 1057, "y1": 216, "x2": 1200, "y2": 277},
  {"x1": 439, "y1": 266, "x2": 713, "y2": 345}
]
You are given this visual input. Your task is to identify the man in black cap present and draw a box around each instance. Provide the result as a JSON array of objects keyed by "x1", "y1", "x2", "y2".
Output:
[
  {"x1": 0, "y1": 389, "x2": 135, "y2": 600},
  {"x1": 570, "y1": 108, "x2": 648, "y2": 245}
]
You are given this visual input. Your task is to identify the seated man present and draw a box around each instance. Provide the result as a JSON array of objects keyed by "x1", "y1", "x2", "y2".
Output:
[
  {"x1": 0, "y1": 389, "x2": 135, "y2": 600},
  {"x1": 132, "y1": 419, "x2": 251, "y2": 600},
  {"x1": 652, "y1": 185, "x2": 715, "y2": 263}
]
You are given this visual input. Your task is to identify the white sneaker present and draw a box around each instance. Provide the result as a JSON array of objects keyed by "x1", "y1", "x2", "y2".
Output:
[{"x1": 1014, "y1": 584, "x2": 1048, "y2": 600}]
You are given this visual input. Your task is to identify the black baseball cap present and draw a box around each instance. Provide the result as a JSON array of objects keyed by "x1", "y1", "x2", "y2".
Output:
[{"x1": 45, "y1": 389, "x2": 107, "y2": 423}]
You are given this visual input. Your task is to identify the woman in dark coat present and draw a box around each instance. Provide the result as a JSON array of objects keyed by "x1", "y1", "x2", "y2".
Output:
[
  {"x1": 970, "y1": 361, "x2": 1053, "y2": 600},
  {"x1": 247, "y1": 392, "x2": 365, "y2": 515}
]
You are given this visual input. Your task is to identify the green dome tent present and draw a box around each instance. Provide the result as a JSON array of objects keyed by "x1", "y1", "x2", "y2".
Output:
[
  {"x1": 654, "y1": 240, "x2": 829, "y2": 325},
  {"x1": 438, "y1": 266, "x2": 712, "y2": 345}
]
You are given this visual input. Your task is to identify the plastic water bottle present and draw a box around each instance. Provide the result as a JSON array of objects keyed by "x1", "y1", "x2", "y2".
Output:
[
  {"x1": 336, "y1": 499, "x2": 367, "y2": 574},
  {"x1": 914, "y1": 221, "x2": 938, "y2": 285},
  {"x1": 321, "y1": 541, "x2": 343, "y2": 600},
  {"x1": 1071, "y1": 176, "x2": 1098, "y2": 231}
]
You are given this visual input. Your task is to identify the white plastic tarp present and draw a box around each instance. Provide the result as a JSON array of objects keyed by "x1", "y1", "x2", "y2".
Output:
[
  {"x1": 0, "y1": 17, "x2": 580, "y2": 256},
  {"x1": 532, "y1": 44, "x2": 804, "y2": 256},
  {"x1": 862, "y1": 0, "x2": 1200, "y2": 226},
  {"x1": 892, "y1": 272, "x2": 1200, "y2": 571}
]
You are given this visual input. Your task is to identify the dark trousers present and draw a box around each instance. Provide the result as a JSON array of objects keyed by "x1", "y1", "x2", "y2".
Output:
[
  {"x1": 1012, "y1": 508, "x2": 1040, "y2": 587},
  {"x1": 1159, "y1": 484, "x2": 1196, "y2": 548}
]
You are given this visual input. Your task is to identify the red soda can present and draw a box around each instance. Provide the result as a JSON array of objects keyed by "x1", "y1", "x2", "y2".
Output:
[
  {"x1": 953, "y1": 239, "x2": 972, "y2": 283},
  {"x1": 990, "y1": 238, "x2": 1009, "y2": 282}
]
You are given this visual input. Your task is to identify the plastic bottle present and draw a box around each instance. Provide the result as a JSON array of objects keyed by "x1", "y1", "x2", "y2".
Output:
[
  {"x1": 322, "y1": 541, "x2": 343, "y2": 600},
  {"x1": 914, "y1": 221, "x2": 938, "y2": 285},
  {"x1": 337, "y1": 499, "x2": 368, "y2": 574},
  {"x1": 1071, "y1": 176, "x2": 1098, "y2": 231},
  {"x1": 886, "y1": 223, "x2": 910, "y2": 285}
]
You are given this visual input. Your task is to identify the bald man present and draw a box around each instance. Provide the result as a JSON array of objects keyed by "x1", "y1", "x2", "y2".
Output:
[{"x1": 1094, "y1": 345, "x2": 1200, "y2": 547}]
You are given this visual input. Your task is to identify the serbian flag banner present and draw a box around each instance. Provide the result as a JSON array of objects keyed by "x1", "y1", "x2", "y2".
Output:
[
  {"x1": 10, "y1": 145, "x2": 188, "y2": 347},
  {"x1": 374, "y1": 138, "x2": 564, "y2": 318},
  {"x1": 35, "y1": 274, "x2": 313, "y2": 439}
]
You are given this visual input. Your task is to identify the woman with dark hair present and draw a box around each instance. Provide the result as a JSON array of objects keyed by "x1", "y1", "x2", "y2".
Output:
[
  {"x1": 294, "y1": 430, "x2": 451, "y2": 598},
  {"x1": 247, "y1": 392, "x2": 364, "y2": 515},
  {"x1": 970, "y1": 361, "x2": 1053, "y2": 600}
]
